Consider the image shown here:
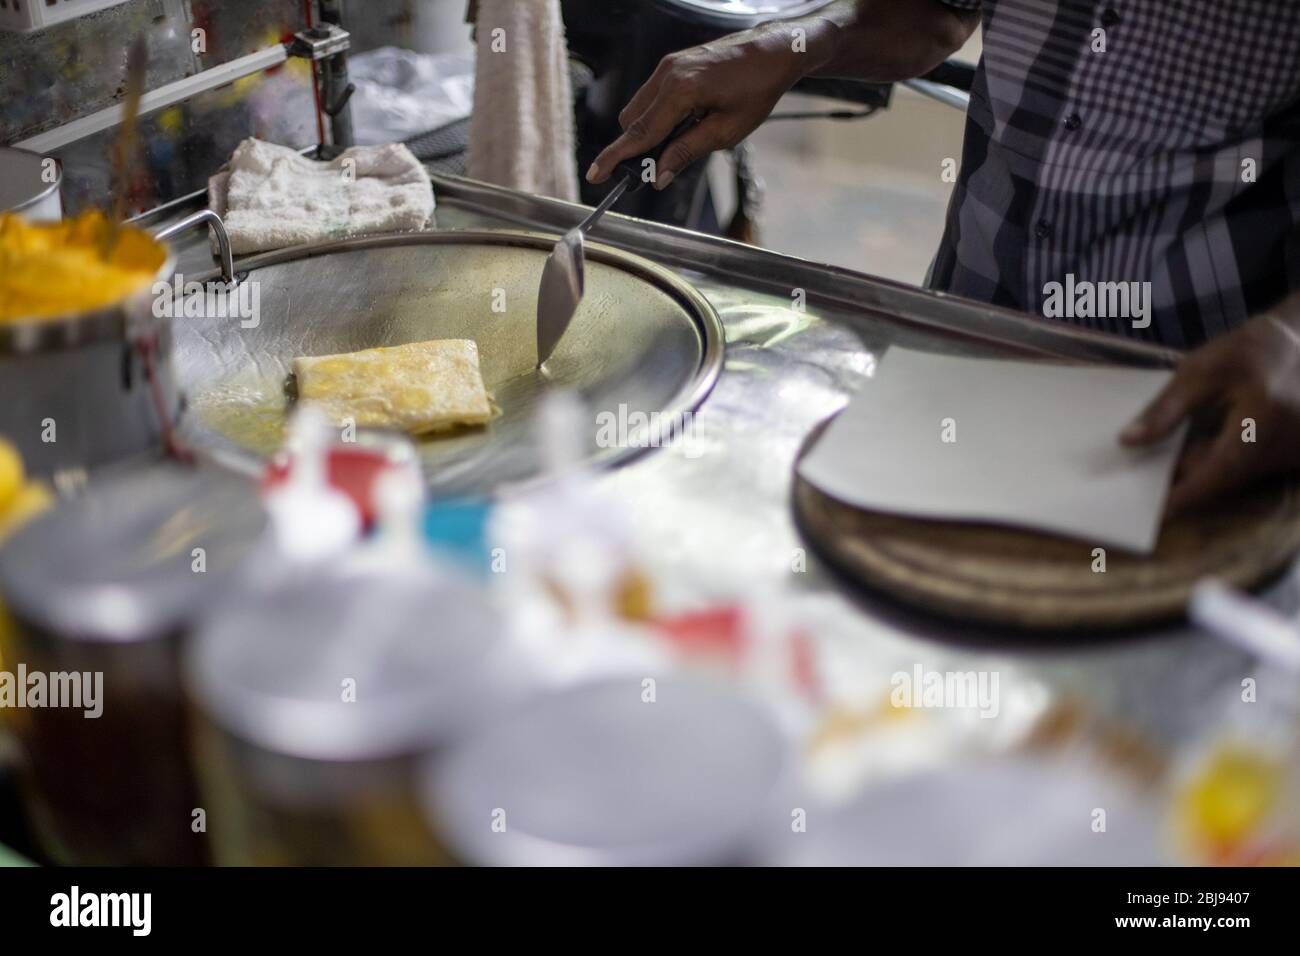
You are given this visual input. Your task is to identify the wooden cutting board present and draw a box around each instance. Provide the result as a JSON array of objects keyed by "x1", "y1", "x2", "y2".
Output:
[{"x1": 792, "y1": 426, "x2": 1300, "y2": 631}]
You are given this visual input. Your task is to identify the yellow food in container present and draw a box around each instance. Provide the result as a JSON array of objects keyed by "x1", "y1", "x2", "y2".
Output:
[{"x1": 0, "y1": 210, "x2": 166, "y2": 322}]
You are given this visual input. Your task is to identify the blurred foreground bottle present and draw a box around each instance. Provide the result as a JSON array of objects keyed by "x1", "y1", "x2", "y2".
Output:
[
  {"x1": 0, "y1": 462, "x2": 265, "y2": 865},
  {"x1": 186, "y1": 471, "x2": 513, "y2": 866}
]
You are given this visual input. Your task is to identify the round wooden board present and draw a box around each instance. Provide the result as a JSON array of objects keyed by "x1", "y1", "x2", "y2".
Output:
[{"x1": 792, "y1": 428, "x2": 1300, "y2": 631}]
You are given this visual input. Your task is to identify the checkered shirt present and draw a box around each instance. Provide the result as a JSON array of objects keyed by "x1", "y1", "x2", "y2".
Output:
[{"x1": 929, "y1": 0, "x2": 1300, "y2": 347}]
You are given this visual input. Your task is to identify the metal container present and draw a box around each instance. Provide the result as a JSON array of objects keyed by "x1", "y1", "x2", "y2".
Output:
[
  {"x1": 0, "y1": 210, "x2": 234, "y2": 480},
  {"x1": 0, "y1": 461, "x2": 266, "y2": 865},
  {"x1": 423, "y1": 675, "x2": 790, "y2": 865},
  {"x1": 185, "y1": 557, "x2": 508, "y2": 866},
  {"x1": 0, "y1": 147, "x2": 62, "y2": 222}
]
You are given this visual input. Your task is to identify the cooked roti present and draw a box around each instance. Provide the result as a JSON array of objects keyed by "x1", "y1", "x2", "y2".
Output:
[{"x1": 293, "y1": 339, "x2": 495, "y2": 435}]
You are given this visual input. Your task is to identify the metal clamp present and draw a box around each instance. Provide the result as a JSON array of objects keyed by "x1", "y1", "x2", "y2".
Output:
[
  {"x1": 153, "y1": 209, "x2": 235, "y2": 285},
  {"x1": 290, "y1": 24, "x2": 351, "y2": 61}
]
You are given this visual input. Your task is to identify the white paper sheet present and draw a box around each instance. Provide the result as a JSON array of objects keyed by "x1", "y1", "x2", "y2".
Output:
[{"x1": 797, "y1": 348, "x2": 1188, "y2": 554}]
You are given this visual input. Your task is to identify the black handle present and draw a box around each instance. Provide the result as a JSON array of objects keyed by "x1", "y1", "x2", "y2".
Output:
[
  {"x1": 325, "y1": 82, "x2": 356, "y2": 117},
  {"x1": 615, "y1": 116, "x2": 699, "y2": 193},
  {"x1": 921, "y1": 58, "x2": 976, "y2": 93}
]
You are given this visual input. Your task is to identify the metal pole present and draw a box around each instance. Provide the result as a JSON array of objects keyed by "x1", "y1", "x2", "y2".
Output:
[{"x1": 318, "y1": 0, "x2": 356, "y2": 149}]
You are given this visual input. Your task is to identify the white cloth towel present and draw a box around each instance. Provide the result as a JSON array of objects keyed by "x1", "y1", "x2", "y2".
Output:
[
  {"x1": 467, "y1": 0, "x2": 579, "y2": 202},
  {"x1": 208, "y1": 138, "x2": 435, "y2": 255}
]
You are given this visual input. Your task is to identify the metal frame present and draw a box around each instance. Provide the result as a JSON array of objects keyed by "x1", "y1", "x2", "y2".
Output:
[
  {"x1": 425, "y1": 173, "x2": 1180, "y2": 367},
  {"x1": 14, "y1": 23, "x2": 354, "y2": 155},
  {"x1": 15, "y1": 44, "x2": 290, "y2": 154},
  {"x1": 901, "y1": 77, "x2": 971, "y2": 112},
  {"x1": 143, "y1": 168, "x2": 1178, "y2": 369},
  {"x1": 153, "y1": 209, "x2": 234, "y2": 285}
]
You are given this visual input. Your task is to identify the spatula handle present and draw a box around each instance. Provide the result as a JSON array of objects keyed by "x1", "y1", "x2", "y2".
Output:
[{"x1": 616, "y1": 116, "x2": 700, "y2": 194}]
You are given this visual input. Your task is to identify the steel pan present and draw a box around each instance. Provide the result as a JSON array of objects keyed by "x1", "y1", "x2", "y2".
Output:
[{"x1": 174, "y1": 230, "x2": 724, "y2": 495}]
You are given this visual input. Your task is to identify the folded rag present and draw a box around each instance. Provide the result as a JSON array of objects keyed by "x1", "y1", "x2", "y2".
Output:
[
  {"x1": 467, "y1": 0, "x2": 579, "y2": 202},
  {"x1": 208, "y1": 138, "x2": 435, "y2": 255}
]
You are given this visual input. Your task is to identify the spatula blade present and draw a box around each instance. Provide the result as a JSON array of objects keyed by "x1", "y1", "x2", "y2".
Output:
[{"x1": 536, "y1": 229, "x2": 584, "y2": 366}]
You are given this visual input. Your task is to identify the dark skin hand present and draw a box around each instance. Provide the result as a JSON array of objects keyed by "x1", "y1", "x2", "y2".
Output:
[
  {"x1": 586, "y1": 0, "x2": 977, "y2": 190},
  {"x1": 1121, "y1": 301, "x2": 1300, "y2": 516},
  {"x1": 586, "y1": 27, "x2": 806, "y2": 192}
]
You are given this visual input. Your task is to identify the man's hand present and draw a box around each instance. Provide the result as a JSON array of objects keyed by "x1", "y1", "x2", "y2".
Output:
[
  {"x1": 1121, "y1": 303, "x2": 1300, "y2": 515},
  {"x1": 585, "y1": 0, "x2": 978, "y2": 191},
  {"x1": 586, "y1": 25, "x2": 810, "y2": 191}
]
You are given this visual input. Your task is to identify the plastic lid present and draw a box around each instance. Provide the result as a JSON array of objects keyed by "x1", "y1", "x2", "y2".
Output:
[
  {"x1": 0, "y1": 462, "x2": 266, "y2": 642},
  {"x1": 263, "y1": 406, "x2": 361, "y2": 562},
  {"x1": 187, "y1": 558, "x2": 504, "y2": 762},
  {"x1": 425, "y1": 676, "x2": 788, "y2": 865},
  {"x1": 369, "y1": 467, "x2": 427, "y2": 561},
  {"x1": 422, "y1": 498, "x2": 492, "y2": 575}
]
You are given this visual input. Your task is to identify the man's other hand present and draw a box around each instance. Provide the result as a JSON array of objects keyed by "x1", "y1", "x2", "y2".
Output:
[{"x1": 1121, "y1": 302, "x2": 1300, "y2": 515}]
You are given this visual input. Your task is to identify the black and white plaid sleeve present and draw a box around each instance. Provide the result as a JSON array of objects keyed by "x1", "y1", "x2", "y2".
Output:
[{"x1": 927, "y1": 0, "x2": 1300, "y2": 349}]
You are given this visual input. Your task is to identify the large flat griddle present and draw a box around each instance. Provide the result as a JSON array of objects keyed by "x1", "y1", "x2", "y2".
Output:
[{"x1": 173, "y1": 230, "x2": 724, "y2": 495}]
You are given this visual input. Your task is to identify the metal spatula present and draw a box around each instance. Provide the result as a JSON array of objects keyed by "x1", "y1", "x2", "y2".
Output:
[{"x1": 536, "y1": 119, "x2": 697, "y2": 367}]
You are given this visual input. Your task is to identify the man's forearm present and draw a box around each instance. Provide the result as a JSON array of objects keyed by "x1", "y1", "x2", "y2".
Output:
[{"x1": 762, "y1": 0, "x2": 978, "y2": 85}]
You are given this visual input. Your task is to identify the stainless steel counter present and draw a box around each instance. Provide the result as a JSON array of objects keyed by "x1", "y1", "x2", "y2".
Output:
[{"x1": 156, "y1": 174, "x2": 1298, "y2": 814}]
